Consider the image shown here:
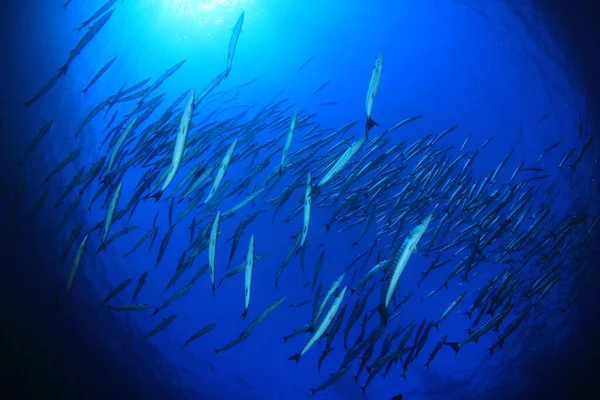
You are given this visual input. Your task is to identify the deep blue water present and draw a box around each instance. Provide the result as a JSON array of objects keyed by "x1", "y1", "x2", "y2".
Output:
[{"x1": 2, "y1": 1, "x2": 600, "y2": 399}]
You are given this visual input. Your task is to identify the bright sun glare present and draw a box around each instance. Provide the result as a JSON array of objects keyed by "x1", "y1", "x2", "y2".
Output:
[{"x1": 164, "y1": 0, "x2": 251, "y2": 27}]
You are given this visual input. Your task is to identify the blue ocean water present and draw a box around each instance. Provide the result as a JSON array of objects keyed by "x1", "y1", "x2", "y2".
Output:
[{"x1": 2, "y1": 1, "x2": 600, "y2": 400}]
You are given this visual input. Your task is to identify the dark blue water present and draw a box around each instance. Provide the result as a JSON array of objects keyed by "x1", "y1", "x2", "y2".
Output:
[{"x1": 2, "y1": 1, "x2": 600, "y2": 399}]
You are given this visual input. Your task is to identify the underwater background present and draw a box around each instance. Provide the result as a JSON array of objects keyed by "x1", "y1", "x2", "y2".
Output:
[{"x1": 2, "y1": 1, "x2": 600, "y2": 399}]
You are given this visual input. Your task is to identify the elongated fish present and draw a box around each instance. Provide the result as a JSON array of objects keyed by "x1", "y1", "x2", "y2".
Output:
[
  {"x1": 19, "y1": 119, "x2": 54, "y2": 166},
  {"x1": 318, "y1": 137, "x2": 365, "y2": 187},
  {"x1": 245, "y1": 296, "x2": 287, "y2": 332},
  {"x1": 101, "y1": 278, "x2": 132, "y2": 306},
  {"x1": 432, "y1": 291, "x2": 466, "y2": 329},
  {"x1": 226, "y1": 11, "x2": 245, "y2": 75},
  {"x1": 63, "y1": 234, "x2": 88, "y2": 301},
  {"x1": 288, "y1": 286, "x2": 347, "y2": 362},
  {"x1": 151, "y1": 90, "x2": 195, "y2": 201},
  {"x1": 205, "y1": 139, "x2": 237, "y2": 204},
  {"x1": 444, "y1": 305, "x2": 512, "y2": 355},
  {"x1": 142, "y1": 314, "x2": 178, "y2": 342},
  {"x1": 301, "y1": 173, "x2": 311, "y2": 247},
  {"x1": 183, "y1": 323, "x2": 217, "y2": 348},
  {"x1": 365, "y1": 50, "x2": 383, "y2": 138},
  {"x1": 102, "y1": 181, "x2": 123, "y2": 244},
  {"x1": 107, "y1": 303, "x2": 156, "y2": 313},
  {"x1": 81, "y1": 56, "x2": 118, "y2": 94},
  {"x1": 131, "y1": 271, "x2": 148, "y2": 301},
  {"x1": 380, "y1": 214, "x2": 432, "y2": 323},
  {"x1": 106, "y1": 117, "x2": 137, "y2": 175},
  {"x1": 241, "y1": 234, "x2": 254, "y2": 319},
  {"x1": 280, "y1": 108, "x2": 298, "y2": 173},
  {"x1": 208, "y1": 211, "x2": 221, "y2": 295},
  {"x1": 43, "y1": 146, "x2": 82, "y2": 183}
]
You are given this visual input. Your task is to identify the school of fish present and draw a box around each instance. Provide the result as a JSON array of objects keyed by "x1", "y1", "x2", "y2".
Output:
[{"x1": 13, "y1": 1, "x2": 599, "y2": 397}]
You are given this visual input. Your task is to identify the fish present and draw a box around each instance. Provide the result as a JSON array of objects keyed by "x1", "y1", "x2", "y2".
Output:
[
  {"x1": 102, "y1": 181, "x2": 123, "y2": 244},
  {"x1": 205, "y1": 139, "x2": 237, "y2": 204},
  {"x1": 19, "y1": 120, "x2": 54, "y2": 166},
  {"x1": 444, "y1": 305, "x2": 513, "y2": 355},
  {"x1": 142, "y1": 314, "x2": 178, "y2": 342},
  {"x1": 365, "y1": 50, "x2": 383, "y2": 138},
  {"x1": 226, "y1": 11, "x2": 245, "y2": 75},
  {"x1": 214, "y1": 331, "x2": 253, "y2": 355},
  {"x1": 241, "y1": 235, "x2": 255, "y2": 319},
  {"x1": 81, "y1": 56, "x2": 118, "y2": 94},
  {"x1": 131, "y1": 271, "x2": 148, "y2": 301},
  {"x1": 183, "y1": 323, "x2": 217, "y2": 348},
  {"x1": 297, "y1": 56, "x2": 314, "y2": 72},
  {"x1": 62, "y1": 234, "x2": 88, "y2": 301},
  {"x1": 312, "y1": 81, "x2": 330, "y2": 96},
  {"x1": 208, "y1": 211, "x2": 221, "y2": 295},
  {"x1": 280, "y1": 108, "x2": 298, "y2": 174},
  {"x1": 301, "y1": 173, "x2": 312, "y2": 247},
  {"x1": 43, "y1": 146, "x2": 82, "y2": 183},
  {"x1": 101, "y1": 278, "x2": 133, "y2": 307},
  {"x1": 288, "y1": 286, "x2": 347, "y2": 362},
  {"x1": 107, "y1": 304, "x2": 156, "y2": 313},
  {"x1": 383, "y1": 214, "x2": 433, "y2": 312},
  {"x1": 63, "y1": 8, "x2": 116, "y2": 74},
  {"x1": 150, "y1": 90, "x2": 195, "y2": 201}
]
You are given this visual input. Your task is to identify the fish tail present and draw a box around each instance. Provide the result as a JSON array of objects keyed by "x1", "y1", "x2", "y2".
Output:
[
  {"x1": 310, "y1": 389, "x2": 317, "y2": 396},
  {"x1": 106, "y1": 305, "x2": 113, "y2": 311},
  {"x1": 431, "y1": 322, "x2": 439, "y2": 331},
  {"x1": 59, "y1": 64, "x2": 69, "y2": 75},
  {"x1": 17, "y1": 160, "x2": 24, "y2": 167},
  {"x1": 374, "y1": 303, "x2": 389, "y2": 327},
  {"x1": 288, "y1": 353, "x2": 301, "y2": 363},
  {"x1": 148, "y1": 191, "x2": 163, "y2": 203},
  {"x1": 240, "y1": 309, "x2": 248, "y2": 320},
  {"x1": 274, "y1": 277, "x2": 279, "y2": 289},
  {"x1": 81, "y1": 88, "x2": 88, "y2": 95},
  {"x1": 487, "y1": 346, "x2": 494, "y2": 356},
  {"x1": 424, "y1": 361, "x2": 430, "y2": 369},
  {"x1": 360, "y1": 386, "x2": 367, "y2": 394},
  {"x1": 211, "y1": 283, "x2": 215, "y2": 297},
  {"x1": 213, "y1": 349, "x2": 220, "y2": 355},
  {"x1": 282, "y1": 336, "x2": 288, "y2": 344},
  {"x1": 351, "y1": 241, "x2": 359, "y2": 247},
  {"x1": 43, "y1": 177, "x2": 50, "y2": 184},
  {"x1": 151, "y1": 308, "x2": 159, "y2": 316},
  {"x1": 443, "y1": 342, "x2": 461, "y2": 356}
]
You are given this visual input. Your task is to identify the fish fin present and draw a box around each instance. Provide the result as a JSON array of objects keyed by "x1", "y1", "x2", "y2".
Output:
[
  {"x1": 373, "y1": 303, "x2": 389, "y2": 327},
  {"x1": 443, "y1": 342, "x2": 460, "y2": 356},
  {"x1": 144, "y1": 191, "x2": 163, "y2": 202},
  {"x1": 365, "y1": 116, "x2": 379, "y2": 138},
  {"x1": 287, "y1": 353, "x2": 301, "y2": 363}
]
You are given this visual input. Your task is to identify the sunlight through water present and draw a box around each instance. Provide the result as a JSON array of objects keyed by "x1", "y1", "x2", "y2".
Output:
[{"x1": 164, "y1": 0, "x2": 252, "y2": 26}]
